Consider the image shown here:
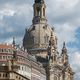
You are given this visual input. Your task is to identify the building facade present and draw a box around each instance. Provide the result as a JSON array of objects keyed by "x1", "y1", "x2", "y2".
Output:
[
  {"x1": 23, "y1": 0, "x2": 74, "y2": 80},
  {"x1": 0, "y1": 44, "x2": 46, "y2": 80},
  {"x1": 0, "y1": 0, "x2": 74, "y2": 80}
]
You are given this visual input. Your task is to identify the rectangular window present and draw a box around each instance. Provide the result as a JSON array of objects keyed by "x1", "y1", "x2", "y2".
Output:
[
  {"x1": 3, "y1": 56, "x2": 6, "y2": 59},
  {"x1": 0, "y1": 56, "x2": 2, "y2": 59},
  {"x1": 0, "y1": 74, "x2": 1, "y2": 77}
]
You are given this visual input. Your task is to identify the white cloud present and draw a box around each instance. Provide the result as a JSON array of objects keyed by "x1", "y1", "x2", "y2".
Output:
[
  {"x1": 4, "y1": 37, "x2": 13, "y2": 44},
  {"x1": 0, "y1": 3, "x2": 16, "y2": 20},
  {"x1": 46, "y1": 0, "x2": 80, "y2": 51},
  {"x1": 5, "y1": 27, "x2": 14, "y2": 32},
  {"x1": 71, "y1": 52, "x2": 80, "y2": 68},
  {"x1": 0, "y1": 0, "x2": 80, "y2": 79},
  {"x1": 0, "y1": 9, "x2": 15, "y2": 21},
  {"x1": 47, "y1": 0, "x2": 79, "y2": 16},
  {"x1": 4, "y1": 37, "x2": 22, "y2": 45},
  {"x1": 16, "y1": 4, "x2": 32, "y2": 16},
  {"x1": 54, "y1": 23, "x2": 77, "y2": 51},
  {"x1": 1, "y1": 9, "x2": 15, "y2": 16},
  {"x1": 56, "y1": 0, "x2": 79, "y2": 9},
  {"x1": 69, "y1": 51, "x2": 80, "y2": 80},
  {"x1": 46, "y1": 1, "x2": 80, "y2": 79}
]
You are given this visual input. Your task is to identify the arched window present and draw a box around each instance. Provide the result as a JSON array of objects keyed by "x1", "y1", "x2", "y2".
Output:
[
  {"x1": 54, "y1": 76, "x2": 58, "y2": 80},
  {"x1": 37, "y1": 7, "x2": 40, "y2": 16},
  {"x1": 43, "y1": 8, "x2": 45, "y2": 16}
]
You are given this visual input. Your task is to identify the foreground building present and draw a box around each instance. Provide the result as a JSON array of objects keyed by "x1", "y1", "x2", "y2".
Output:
[
  {"x1": 0, "y1": 44, "x2": 46, "y2": 80},
  {"x1": 0, "y1": 0, "x2": 74, "y2": 80}
]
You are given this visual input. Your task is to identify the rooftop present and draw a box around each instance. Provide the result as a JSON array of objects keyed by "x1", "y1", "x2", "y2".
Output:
[{"x1": 0, "y1": 44, "x2": 14, "y2": 49}]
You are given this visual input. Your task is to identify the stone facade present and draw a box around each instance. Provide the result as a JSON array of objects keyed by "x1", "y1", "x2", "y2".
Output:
[
  {"x1": 0, "y1": 0, "x2": 74, "y2": 80},
  {"x1": 0, "y1": 66, "x2": 30, "y2": 80},
  {"x1": 0, "y1": 44, "x2": 46, "y2": 80},
  {"x1": 23, "y1": 0, "x2": 74, "y2": 80}
]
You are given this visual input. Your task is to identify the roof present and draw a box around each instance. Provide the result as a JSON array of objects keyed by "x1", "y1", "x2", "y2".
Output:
[
  {"x1": 0, "y1": 44, "x2": 14, "y2": 49},
  {"x1": 17, "y1": 50, "x2": 28, "y2": 58},
  {"x1": 0, "y1": 44, "x2": 28, "y2": 57}
]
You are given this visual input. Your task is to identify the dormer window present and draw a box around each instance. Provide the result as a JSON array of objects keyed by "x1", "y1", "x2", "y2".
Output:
[{"x1": 37, "y1": 7, "x2": 41, "y2": 16}]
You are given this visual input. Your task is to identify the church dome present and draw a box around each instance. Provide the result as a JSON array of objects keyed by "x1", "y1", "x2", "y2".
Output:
[
  {"x1": 23, "y1": 0, "x2": 57, "y2": 53},
  {"x1": 23, "y1": 23, "x2": 57, "y2": 50}
]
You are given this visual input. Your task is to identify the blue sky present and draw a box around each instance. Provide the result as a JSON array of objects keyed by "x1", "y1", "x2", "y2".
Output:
[{"x1": 0, "y1": 0, "x2": 80, "y2": 79}]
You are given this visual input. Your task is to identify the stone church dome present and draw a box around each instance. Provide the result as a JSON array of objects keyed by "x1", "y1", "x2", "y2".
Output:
[
  {"x1": 23, "y1": 0, "x2": 57, "y2": 54},
  {"x1": 23, "y1": 23, "x2": 57, "y2": 50},
  {"x1": 22, "y1": 1, "x2": 74, "y2": 79}
]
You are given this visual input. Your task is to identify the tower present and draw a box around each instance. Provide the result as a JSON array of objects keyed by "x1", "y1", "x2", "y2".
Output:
[
  {"x1": 61, "y1": 42, "x2": 68, "y2": 65},
  {"x1": 12, "y1": 37, "x2": 16, "y2": 47},
  {"x1": 23, "y1": 0, "x2": 57, "y2": 59},
  {"x1": 33, "y1": 0, "x2": 47, "y2": 24},
  {"x1": 60, "y1": 42, "x2": 74, "y2": 80},
  {"x1": 47, "y1": 32, "x2": 58, "y2": 65},
  {"x1": 46, "y1": 34, "x2": 60, "y2": 80},
  {"x1": 23, "y1": 0, "x2": 74, "y2": 80}
]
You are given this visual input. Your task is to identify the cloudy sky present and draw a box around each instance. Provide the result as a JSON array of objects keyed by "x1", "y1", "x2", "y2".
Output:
[{"x1": 0, "y1": 0, "x2": 80, "y2": 79}]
